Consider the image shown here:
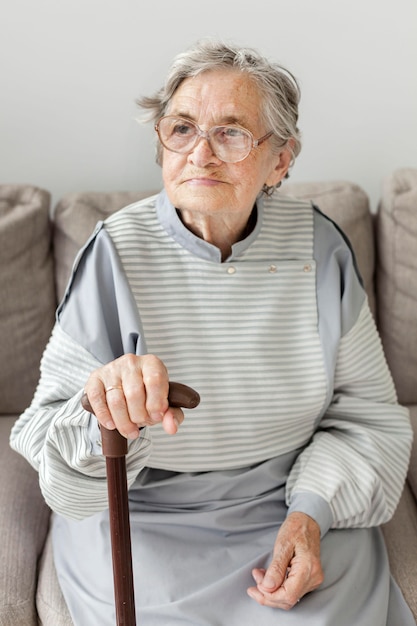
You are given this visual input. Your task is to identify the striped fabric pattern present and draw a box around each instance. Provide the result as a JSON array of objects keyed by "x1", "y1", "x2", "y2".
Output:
[
  {"x1": 285, "y1": 301, "x2": 412, "y2": 526},
  {"x1": 10, "y1": 326, "x2": 152, "y2": 519},
  {"x1": 105, "y1": 196, "x2": 328, "y2": 471}
]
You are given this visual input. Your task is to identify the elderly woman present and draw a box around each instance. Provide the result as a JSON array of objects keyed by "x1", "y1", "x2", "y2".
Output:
[{"x1": 10, "y1": 40, "x2": 414, "y2": 625}]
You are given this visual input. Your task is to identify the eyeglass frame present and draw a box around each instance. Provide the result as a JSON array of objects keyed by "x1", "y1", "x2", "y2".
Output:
[{"x1": 154, "y1": 115, "x2": 274, "y2": 163}]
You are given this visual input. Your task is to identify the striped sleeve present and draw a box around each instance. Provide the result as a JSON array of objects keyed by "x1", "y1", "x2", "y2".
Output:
[
  {"x1": 285, "y1": 300, "x2": 413, "y2": 530},
  {"x1": 9, "y1": 324, "x2": 152, "y2": 521}
]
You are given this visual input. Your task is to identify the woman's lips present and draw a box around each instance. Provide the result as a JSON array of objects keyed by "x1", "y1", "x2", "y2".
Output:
[{"x1": 185, "y1": 177, "x2": 222, "y2": 186}]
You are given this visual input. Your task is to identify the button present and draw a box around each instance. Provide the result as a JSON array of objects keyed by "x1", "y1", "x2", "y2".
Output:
[
  {"x1": 227, "y1": 266, "x2": 236, "y2": 274},
  {"x1": 268, "y1": 264, "x2": 277, "y2": 273},
  {"x1": 303, "y1": 264, "x2": 312, "y2": 272}
]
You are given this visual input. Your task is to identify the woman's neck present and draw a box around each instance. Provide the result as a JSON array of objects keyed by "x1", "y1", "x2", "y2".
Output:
[{"x1": 177, "y1": 205, "x2": 257, "y2": 261}]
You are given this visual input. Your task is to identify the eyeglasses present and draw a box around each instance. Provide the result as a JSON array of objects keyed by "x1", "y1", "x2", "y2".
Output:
[{"x1": 155, "y1": 116, "x2": 273, "y2": 163}]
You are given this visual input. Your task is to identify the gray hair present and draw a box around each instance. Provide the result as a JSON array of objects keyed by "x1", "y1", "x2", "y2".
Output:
[{"x1": 137, "y1": 39, "x2": 302, "y2": 169}]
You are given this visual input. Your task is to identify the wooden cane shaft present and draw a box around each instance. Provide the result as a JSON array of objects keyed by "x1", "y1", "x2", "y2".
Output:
[
  {"x1": 80, "y1": 380, "x2": 200, "y2": 625},
  {"x1": 106, "y1": 456, "x2": 136, "y2": 626}
]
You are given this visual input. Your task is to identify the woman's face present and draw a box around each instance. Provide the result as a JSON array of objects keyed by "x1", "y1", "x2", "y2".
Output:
[{"x1": 160, "y1": 69, "x2": 291, "y2": 221}]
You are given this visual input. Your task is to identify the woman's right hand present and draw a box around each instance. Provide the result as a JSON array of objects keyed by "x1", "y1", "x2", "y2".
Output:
[{"x1": 83, "y1": 354, "x2": 184, "y2": 439}]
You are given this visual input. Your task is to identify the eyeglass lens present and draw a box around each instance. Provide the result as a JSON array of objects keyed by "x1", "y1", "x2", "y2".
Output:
[{"x1": 156, "y1": 117, "x2": 253, "y2": 163}]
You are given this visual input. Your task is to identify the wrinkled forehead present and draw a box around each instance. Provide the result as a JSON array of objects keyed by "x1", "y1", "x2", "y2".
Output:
[{"x1": 166, "y1": 69, "x2": 265, "y2": 130}]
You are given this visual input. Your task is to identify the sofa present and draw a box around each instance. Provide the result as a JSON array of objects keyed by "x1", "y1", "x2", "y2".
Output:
[{"x1": 1, "y1": 169, "x2": 416, "y2": 625}]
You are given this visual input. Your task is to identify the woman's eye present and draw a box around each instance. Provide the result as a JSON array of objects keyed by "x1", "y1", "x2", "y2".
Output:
[
  {"x1": 224, "y1": 127, "x2": 242, "y2": 137},
  {"x1": 173, "y1": 123, "x2": 194, "y2": 136},
  {"x1": 216, "y1": 127, "x2": 246, "y2": 143}
]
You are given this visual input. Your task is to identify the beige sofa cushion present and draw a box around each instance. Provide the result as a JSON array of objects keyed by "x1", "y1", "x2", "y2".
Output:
[
  {"x1": 53, "y1": 191, "x2": 156, "y2": 302},
  {"x1": 0, "y1": 185, "x2": 55, "y2": 414},
  {"x1": 37, "y1": 532, "x2": 74, "y2": 626},
  {"x1": 376, "y1": 168, "x2": 417, "y2": 405},
  {"x1": 283, "y1": 180, "x2": 376, "y2": 315},
  {"x1": 0, "y1": 417, "x2": 51, "y2": 625},
  {"x1": 382, "y1": 480, "x2": 417, "y2": 620}
]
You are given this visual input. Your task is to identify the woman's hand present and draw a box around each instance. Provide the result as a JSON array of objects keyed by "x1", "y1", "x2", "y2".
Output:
[
  {"x1": 83, "y1": 354, "x2": 184, "y2": 439},
  {"x1": 247, "y1": 511, "x2": 323, "y2": 609}
]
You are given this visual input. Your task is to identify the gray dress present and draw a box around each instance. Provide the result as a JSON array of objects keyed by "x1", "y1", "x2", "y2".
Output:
[{"x1": 52, "y1": 457, "x2": 414, "y2": 625}]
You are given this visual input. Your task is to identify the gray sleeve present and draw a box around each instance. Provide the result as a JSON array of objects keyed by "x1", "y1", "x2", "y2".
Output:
[
  {"x1": 10, "y1": 225, "x2": 152, "y2": 520},
  {"x1": 285, "y1": 210, "x2": 412, "y2": 533},
  {"x1": 58, "y1": 222, "x2": 147, "y2": 361}
]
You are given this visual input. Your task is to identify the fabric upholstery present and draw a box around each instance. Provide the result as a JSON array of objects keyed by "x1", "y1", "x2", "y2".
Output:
[
  {"x1": 37, "y1": 533, "x2": 73, "y2": 626},
  {"x1": 0, "y1": 185, "x2": 55, "y2": 414},
  {"x1": 282, "y1": 180, "x2": 376, "y2": 316},
  {"x1": 382, "y1": 481, "x2": 417, "y2": 620},
  {"x1": 0, "y1": 417, "x2": 51, "y2": 626},
  {"x1": 376, "y1": 168, "x2": 417, "y2": 405},
  {"x1": 53, "y1": 190, "x2": 155, "y2": 302}
]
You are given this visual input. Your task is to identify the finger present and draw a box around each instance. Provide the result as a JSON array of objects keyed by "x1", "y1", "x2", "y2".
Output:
[
  {"x1": 84, "y1": 376, "x2": 118, "y2": 431},
  {"x1": 121, "y1": 369, "x2": 185, "y2": 435},
  {"x1": 247, "y1": 585, "x2": 267, "y2": 605},
  {"x1": 250, "y1": 544, "x2": 304, "y2": 608},
  {"x1": 140, "y1": 355, "x2": 170, "y2": 420},
  {"x1": 256, "y1": 554, "x2": 309, "y2": 605},
  {"x1": 105, "y1": 355, "x2": 166, "y2": 429},
  {"x1": 106, "y1": 387, "x2": 141, "y2": 439},
  {"x1": 284, "y1": 554, "x2": 323, "y2": 597},
  {"x1": 118, "y1": 364, "x2": 149, "y2": 427},
  {"x1": 257, "y1": 556, "x2": 288, "y2": 593},
  {"x1": 248, "y1": 568, "x2": 291, "y2": 609},
  {"x1": 247, "y1": 582, "x2": 299, "y2": 610},
  {"x1": 251, "y1": 568, "x2": 266, "y2": 585},
  {"x1": 252, "y1": 554, "x2": 322, "y2": 609},
  {"x1": 161, "y1": 407, "x2": 184, "y2": 435},
  {"x1": 267, "y1": 565, "x2": 303, "y2": 608},
  {"x1": 85, "y1": 364, "x2": 140, "y2": 439}
]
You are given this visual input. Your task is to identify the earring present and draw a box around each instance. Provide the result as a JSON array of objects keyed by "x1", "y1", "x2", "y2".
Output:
[{"x1": 262, "y1": 181, "x2": 282, "y2": 196}]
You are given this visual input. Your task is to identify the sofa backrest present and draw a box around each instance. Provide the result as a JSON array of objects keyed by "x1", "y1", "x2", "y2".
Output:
[
  {"x1": 53, "y1": 190, "x2": 155, "y2": 302},
  {"x1": 376, "y1": 168, "x2": 417, "y2": 405},
  {"x1": 282, "y1": 179, "x2": 376, "y2": 316},
  {"x1": 0, "y1": 185, "x2": 56, "y2": 414}
]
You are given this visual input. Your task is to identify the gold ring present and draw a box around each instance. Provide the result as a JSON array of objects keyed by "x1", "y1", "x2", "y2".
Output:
[{"x1": 105, "y1": 385, "x2": 124, "y2": 393}]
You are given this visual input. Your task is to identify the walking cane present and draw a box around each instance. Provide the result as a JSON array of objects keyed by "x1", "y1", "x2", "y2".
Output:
[{"x1": 81, "y1": 381, "x2": 200, "y2": 626}]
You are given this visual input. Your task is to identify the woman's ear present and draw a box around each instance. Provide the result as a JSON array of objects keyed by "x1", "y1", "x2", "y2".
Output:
[{"x1": 264, "y1": 138, "x2": 295, "y2": 187}]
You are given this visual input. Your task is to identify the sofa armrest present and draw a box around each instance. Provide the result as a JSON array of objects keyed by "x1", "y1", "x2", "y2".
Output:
[{"x1": 0, "y1": 417, "x2": 51, "y2": 625}]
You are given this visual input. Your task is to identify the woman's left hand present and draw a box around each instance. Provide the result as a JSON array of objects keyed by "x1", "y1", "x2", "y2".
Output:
[{"x1": 247, "y1": 511, "x2": 324, "y2": 609}]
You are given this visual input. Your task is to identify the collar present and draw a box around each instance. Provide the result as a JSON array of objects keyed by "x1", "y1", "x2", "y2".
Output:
[{"x1": 155, "y1": 188, "x2": 264, "y2": 263}]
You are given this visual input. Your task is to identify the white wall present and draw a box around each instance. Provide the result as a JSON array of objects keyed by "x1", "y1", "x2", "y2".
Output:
[{"x1": 1, "y1": 0, "x2": 416, "y2": 211}]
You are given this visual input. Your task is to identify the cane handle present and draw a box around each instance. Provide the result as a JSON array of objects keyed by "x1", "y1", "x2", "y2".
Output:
[{"x1": 81, "y1": 381, "x2": 200, "y2": 457}]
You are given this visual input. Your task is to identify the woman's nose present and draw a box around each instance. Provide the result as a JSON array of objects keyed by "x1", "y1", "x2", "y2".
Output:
[{"x1": 187, "y1": 135, "x2": 221, "y2": 167}]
